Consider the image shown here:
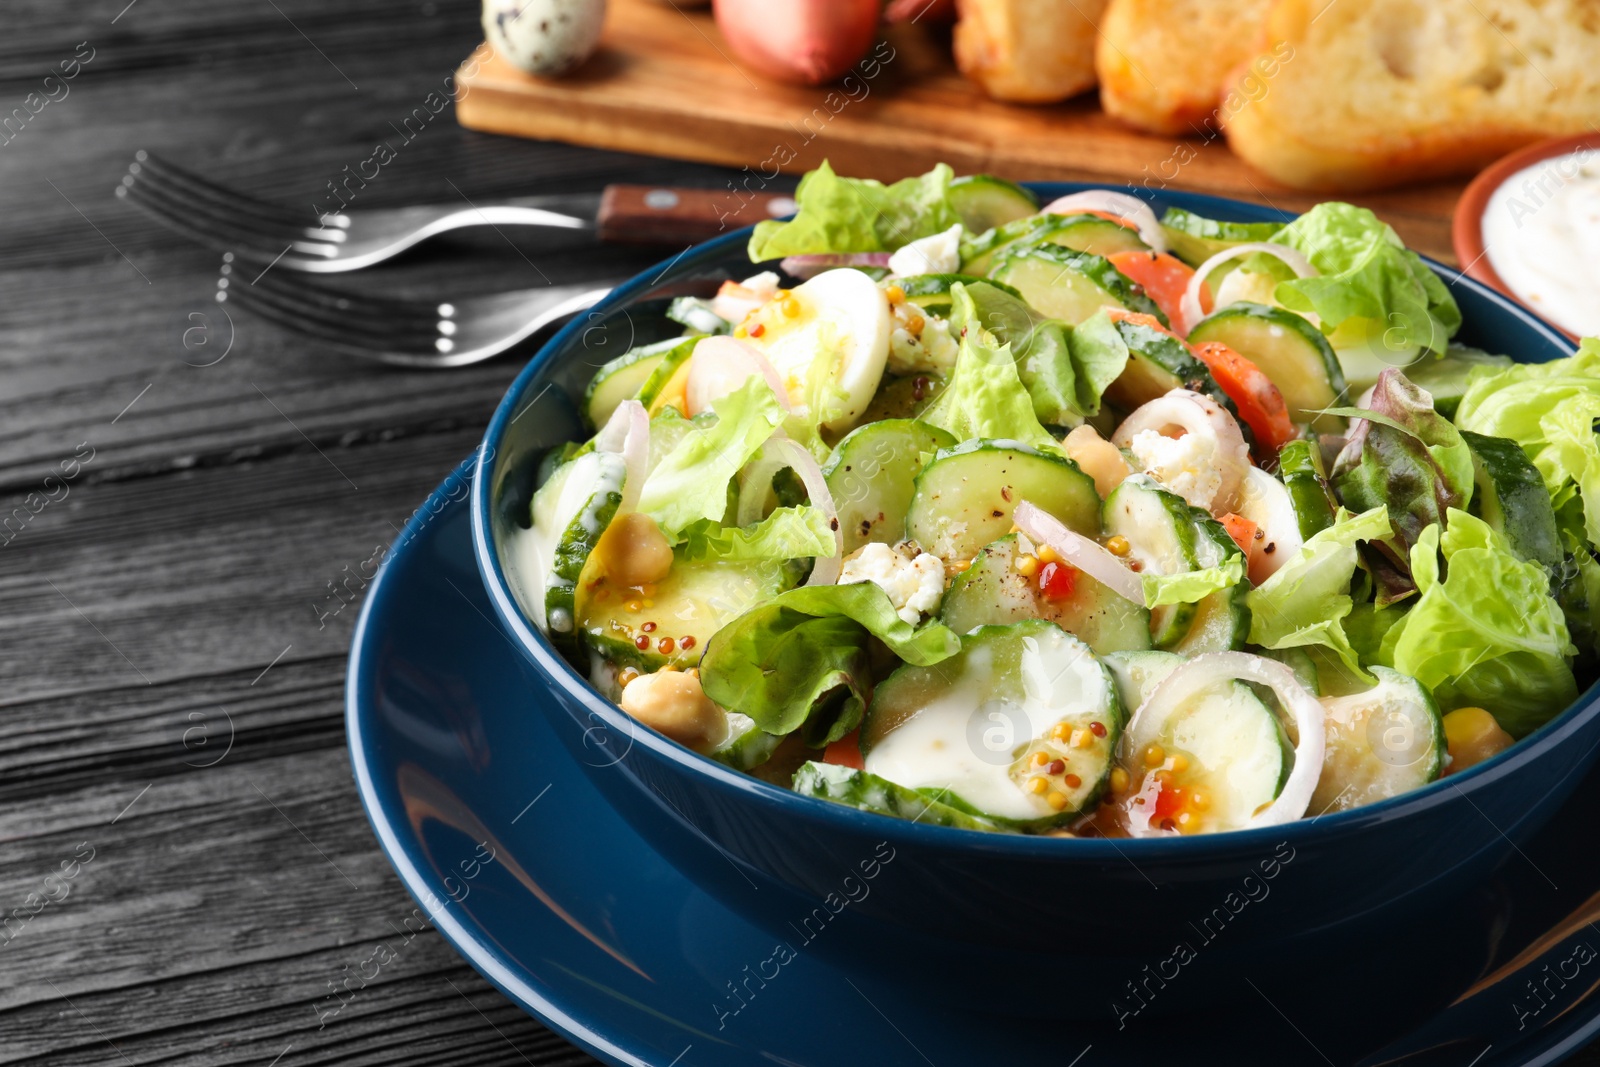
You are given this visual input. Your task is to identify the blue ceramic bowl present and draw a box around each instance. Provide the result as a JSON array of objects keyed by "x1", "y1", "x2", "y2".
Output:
[{"x1": 472, "y1": 184, "x2": 1599, "y2": 1019}]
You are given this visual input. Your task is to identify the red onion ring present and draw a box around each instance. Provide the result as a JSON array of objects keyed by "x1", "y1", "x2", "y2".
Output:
[
  {"x1": 780, "y1": 253, "x2": 892, "y2": 280},
  {"x1": 686, "y1": 335, "x2": 794, "y2": 417},
  {"x1": 1041, "y1": 191, "x2": 1167, "y2": 253},
  {"x1": 1180, "y1": 243, "x2": 1317, "y2": 337},
  {"x1": 595, "y1": 399, "x2": 651, "y2": 514},
  {"x1": 766, "y1": 435, "x2": 841, "y2": 585},
  {"x1": 1013, "y1": 501, "x2": 1143, "y2": 604},
  {"x1": 1122, "y1": 652, "x2": 1326, "y2": 835},
  {"x1": 1111, "y1": 390, "x2": 1250, "y2": 515}
]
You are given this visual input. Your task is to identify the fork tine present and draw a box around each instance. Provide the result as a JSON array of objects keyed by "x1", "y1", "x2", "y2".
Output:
[
  {"x1": 221, "y1": 286, "x2": 441, "y2": 356},
  {"x1": 223, "y1": 277, "x2": 439, "y2": 340},
  {"x1": 119, "y1": 178, "x2": 306, "y2": 260},
  {"x1": 132, "y1": 151, "x2": 315, "y2": 228},
  {"x1": 248, "y1": 270, "x2": 443, "y2": 325}
]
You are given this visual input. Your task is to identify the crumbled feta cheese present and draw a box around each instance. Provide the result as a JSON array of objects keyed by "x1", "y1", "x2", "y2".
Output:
[
  {"x1": 887, "y1": 302, "x2": 959, "y2": 375},
  {"x1": 839, "y1": 542, "x2": 946, "y2": 624},
  {"x1": 888, "y1": 224, "x2": 964, "y2": 278},
  {"x1": 1128, "y1": 429, "x2": 1223, "y2": 511}
]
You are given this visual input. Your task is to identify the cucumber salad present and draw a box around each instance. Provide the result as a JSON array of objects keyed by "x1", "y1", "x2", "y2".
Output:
[{"x1": 514, "y1": 161, "x2": 1600, "y2": 837}]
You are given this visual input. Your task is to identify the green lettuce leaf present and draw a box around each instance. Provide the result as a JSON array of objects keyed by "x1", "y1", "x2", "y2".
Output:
[
  {"x1": 1142, "y1": 553, "x2": 1244, "y2": 609},
  {"x1": 699, "y1": 583, "x2": 962, "y2": 745},
  {"x1": 1271, "y1": 202, "x2": 1459, "y2": 355},
  {"x1": 962, "y1": 284, "x2": 1126, "y2": 425},
  {"x1": 1381, "y1": 511, "x2": 1577, "y2": 737},
  {"x1": 637, "y1": 377, "x2": 784, "y2": 540},
  {"x1": 677, "y1": 506, "x2": 834, "y2": 563},
  {"x1": 1456, "y1": 340, "x2": 1600, "y2": 550},
  {"x1": 918, "y1": 284, "x2": 1060, "y2": 451},
  {"x1": 1245, "y1": 506, "x2": 1393, "y2": 686},
  {"x1": 747, "y1": 161, "x2": 960, "y2": 261}
]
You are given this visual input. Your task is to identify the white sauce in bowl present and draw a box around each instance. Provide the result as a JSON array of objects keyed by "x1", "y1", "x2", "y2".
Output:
[{"x1": 1482, "y1": 150, "x2": 1600, "y2": 337}]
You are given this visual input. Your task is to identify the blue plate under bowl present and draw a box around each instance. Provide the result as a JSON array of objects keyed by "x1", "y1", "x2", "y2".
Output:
[
  {"x1": 351, "y1": 473, "x2": 1600, "y2": 1066},
  {"x1": 466, "y1": 184, "x2": 1599, "y2": 1020}
]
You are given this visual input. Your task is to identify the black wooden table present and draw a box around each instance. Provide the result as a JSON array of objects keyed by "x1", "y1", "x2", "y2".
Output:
[{"x1": 2, "y1": 2, "x2": 1595, "y2": 1065}]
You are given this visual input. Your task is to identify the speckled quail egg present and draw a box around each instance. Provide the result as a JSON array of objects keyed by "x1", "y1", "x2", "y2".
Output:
[{"x1": 482, "y1": 0, "x2": 607, "y2": 75}]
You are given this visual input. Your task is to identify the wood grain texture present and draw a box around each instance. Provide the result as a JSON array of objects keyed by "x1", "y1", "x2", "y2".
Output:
[
  {"x1": 1, "y1": 0, "x2": 1593, "y2": 1064},
  {"x1": 455, "y1": 0, "x2": 1466, "y2": 261}
]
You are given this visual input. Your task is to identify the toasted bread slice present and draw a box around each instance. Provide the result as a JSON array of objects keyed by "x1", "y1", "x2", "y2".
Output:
[
  {"x1": 1222, "y1": 0, "x2": 1600, "y2": 191},
  {"x1": 953, "y1": 0, "x2": 1110, "y2": 103},
  {"x1": 1097, "y1": 0, "x2": 1273, "y2": 135}
]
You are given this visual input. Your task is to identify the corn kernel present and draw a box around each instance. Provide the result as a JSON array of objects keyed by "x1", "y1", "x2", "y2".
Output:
[
  {"x1": 1170, "y1": 754, "x2": 1189, "y2": 773},
  {"x1": 1109, "y1": 767, "x2": 1130, "y2": 794},
  {"x1": 1143, "y1": 744, "x2": 1165, "y2": 768},
  {"x1": 1176, "y1": 812, "x2": 1194, "y2": 830},
  {"x1": 885, "y1": 285, "x2": 905, "y2": 304},
  {"x1": 1189, "y1": 791, "x2": 1208, "y2": 811},
  {"x1": 1031, "y1": 751, "x2": 1050, "y2": 767},
  {"x1": 1037, "y1": 545, "x2": 1060, "y2": 565},
  {"x1": 906, "y1": 313, "x2": 925, "y2": 336},
  {"x1": 1063, "y1": 773, "x2": 1082, "y2": 789},
  {"x1": 640, "y1": 583, "x2": 659, "y2": 598},
  {"x1": 1015, "y1": 554, "x2": 1039, "y2": 578},
  {"x1": 619, "y1": 668, "x2": 641, "y2": 688},
  {"x1": 782, "y1": 297, "x2": 801, "y2": 317},
  {"x1": 1047, "y1": 791, "x2": 1069, "y2": 811},
  {"x1": 951, "y1": 560, "x2": 971, "y2": 573},
  {"x1": 1050, "y1": 723, "x2": 1071, "y2": 741},
  {"x1": 1028, "y1": 776, "x2": 1047, "y2": 795},
  {"x1": 642, "y1": 599, "x2": 655, "y2": 609},
  {"x1": 625, "y1": 600, "x2": 644, "y2": 613},
  {"x1": 734, "y1": 325, "x2": 748, "y2": 338},
  {"x1": 1071, "y1": 729, "x2": 1095, "y2": 749},
  {"x1": 1105, "y1": 535, "x2": 1131, "y2": 557}
]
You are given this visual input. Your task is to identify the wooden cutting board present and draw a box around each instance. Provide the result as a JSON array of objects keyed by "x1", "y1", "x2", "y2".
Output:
[{"x1": 455, "y1": 0, "x2": 1466, "y2": 262}]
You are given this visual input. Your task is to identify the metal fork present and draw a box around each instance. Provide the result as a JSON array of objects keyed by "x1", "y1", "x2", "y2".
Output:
[
  {"x1": 116, "y1": 150, "x2": 595, "y2": 273},
  {"x1": 215, "y1": 259, "x2": 615, "y2": 368}
]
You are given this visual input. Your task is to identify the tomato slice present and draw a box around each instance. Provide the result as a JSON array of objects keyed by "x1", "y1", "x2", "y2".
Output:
[
  {"x1": 1108, "y1": 250, "x2": 1207, "y2": 335},
  {"x1": 823, "y1": 729, "x2": 866, "y2": 771},
  {"x1": 1189, "y1": 341, "x2": 1296, "y2": 455},
  {"x1": 1218, "y1": 512, "x2": 1260, "y2": 560}
]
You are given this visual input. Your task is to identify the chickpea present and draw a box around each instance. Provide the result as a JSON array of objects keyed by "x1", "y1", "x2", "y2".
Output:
[
  {"x1": 1442, "y1": 707, "x2": 1513, "y2": 774},
  {"x1": 1063, "y1": 425, "x2": 1131, "y2": 498},
  {"x1": 597, "y1": 512, "x2": 674, "y2": 587},
  {"x1": 619, "y1": 669, "x2": 729, "y2": 751}
]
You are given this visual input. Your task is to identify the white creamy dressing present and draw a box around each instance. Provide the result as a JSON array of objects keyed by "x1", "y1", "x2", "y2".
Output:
[
  {"x1": 1482, "y1": 151, "x2": 1600, "y2": 337},
  {"x1": 863, "y1": 636, "x2": 1110, "y2": 821}
]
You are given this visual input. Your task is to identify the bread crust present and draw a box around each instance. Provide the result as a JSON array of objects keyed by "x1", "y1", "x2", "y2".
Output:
[
  {"x1": 954, "y1": 0, "x2": 1108, "y2": 104},
  {"x1": 1221, "y1": 0, "x2": 1600, "y2": 191}
]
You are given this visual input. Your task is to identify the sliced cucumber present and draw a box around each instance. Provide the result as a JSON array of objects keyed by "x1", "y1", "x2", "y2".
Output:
[
  {"x1": 793, "y1": 761, "x2": 1007, "y2": 832},
  {"x1": 1262, "y1": 647, "x2": 1321, "y2": 696},
  {"x1": 947, "y1": 175, "x2": 1039, "y2": 233},
  {"x1": 711, "y1": 712, "x2": 786, "y2": 771},
  {"x1": 1097, "y1": 312, "x2": 1214, "y2": 411},
  {"x1": 533, "y1": 450, "x2": 628, "y2": 639},
  {"x1": 1157, "y1": 208, "x2": 1286, "y2": 268},
  {"x1": 1102, "y1": 476, "x2": 1198, "y2": 645},
  {"x1": 894, "y1": 273, "x2": 1020, "y2": 318},
  {"x1": 906, "y1": 439, "x2": 1101, "y2": 565},
  {"x1": 1462, "y1": 430, "x2": 1562, "y2": 569},
  {"x1": 1405, "y1": 345, "x2": 1513, "y2": 419},
  {"x1": 1032, "y1": 214, "x2": 1151, "y2": 258},
  {"x1": 1122, "y1": 669, "x2": 1290, "y2": 833},
  {"x1": 1103, "y1": 649, "x2": 1182, "y2": 711},
  {"x1": 824, "y1": 419, "x2": 957, "y2": 553},
  {"x1": 940, "y1": 534, "x2": 1153, "y2": 655},
  {"x1": 993, "y1": 245, "x2": 1167, "y2": 327},
  {"x1": 1309, "y1": 666, "x2": 1443, "y2": 815},
  {"x1": 860, "y1": 620, "x2": 1123, "y2": 830},
  {"x1": 1166, "y1": 512, "x2": 1250, "y2": 655},
  {"x1": 666, "y1": 296, "x2": 730, "y2": 336},
  {"x1": 576, "y1": 557, "x2": 789, "y2": 671},
  {"x1": 1276, "y1": 439, "x2": 1337, "y2": 541},
  {"x1": 583, "y1": 336, "x2": 696, "y2": 428},
  {"x1": 1186, "y1": 303, "x2": 1345, "y2": 423},
  {"x1": 859, "y1": 373, "x2": 946, "y2": 423}
]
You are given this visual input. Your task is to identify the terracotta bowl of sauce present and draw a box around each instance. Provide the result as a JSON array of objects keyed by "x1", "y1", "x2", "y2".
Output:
[{"x1": 1454, "y1": 133, "x2": 1600, "y2": 343}]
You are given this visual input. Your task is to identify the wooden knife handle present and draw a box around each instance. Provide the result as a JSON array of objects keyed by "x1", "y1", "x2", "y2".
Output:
[{"x1": 596, "y1": 185, "x2": 796, "y2": 245}]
